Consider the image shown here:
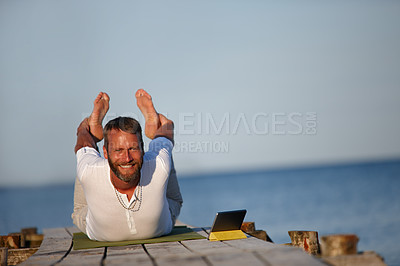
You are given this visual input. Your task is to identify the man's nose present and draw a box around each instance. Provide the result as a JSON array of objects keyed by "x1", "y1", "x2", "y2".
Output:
[{"x1": 123, "y1": 150, "x2": 133, "y2": 162}]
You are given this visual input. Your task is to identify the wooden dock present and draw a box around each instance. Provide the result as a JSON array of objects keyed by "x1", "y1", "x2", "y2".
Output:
[
  {"x1": 14, "y1": 223, "x2": 386, "y2": 266},
  {"x1": 19, "y1": 225, "x2": 329, "y2": 266}
]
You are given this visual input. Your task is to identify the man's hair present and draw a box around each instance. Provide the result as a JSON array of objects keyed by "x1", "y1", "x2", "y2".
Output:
[{"x1": 103, "y1": 117, "x2": 144, "y2": 152}]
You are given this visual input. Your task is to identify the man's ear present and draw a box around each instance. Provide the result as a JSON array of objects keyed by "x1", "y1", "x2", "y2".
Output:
[{"x1": 103, "y1": 146, "x2": 108, "y2": 159}]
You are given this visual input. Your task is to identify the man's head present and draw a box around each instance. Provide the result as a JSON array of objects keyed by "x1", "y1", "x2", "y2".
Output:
[{"x1": 103, "y1": 117, "x2": 144, "y2": 183}]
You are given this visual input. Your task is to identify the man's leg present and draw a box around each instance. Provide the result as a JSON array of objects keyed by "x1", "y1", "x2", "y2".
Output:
[
  {"x1": 71, "y1": 177, "x2": 87, "y2": 233},
  {"x1": 136, "y1": 89, "x2": 183, "y2": 224},
  {"x1": 167, "y1": 156, "x2": 183, "y2": 225},
  {"x1": 88, "y1": 92, "x2": 110, "y2": 141},
  {"x1": 72, "y1": 92, "x2": 110, "y2": 232},
  {"x1": 135, "y1": 89, "x2": 160, "y2": 140}
]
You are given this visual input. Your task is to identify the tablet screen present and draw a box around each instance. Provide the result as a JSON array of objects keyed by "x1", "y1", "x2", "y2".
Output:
[{"x1": 210, "y1": 209, "x2": 247, "y2": 232}]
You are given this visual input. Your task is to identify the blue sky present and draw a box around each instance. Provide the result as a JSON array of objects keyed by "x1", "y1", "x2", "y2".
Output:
[{"x1": 1, "y1": 0, "x2": 399, "y2": 186}]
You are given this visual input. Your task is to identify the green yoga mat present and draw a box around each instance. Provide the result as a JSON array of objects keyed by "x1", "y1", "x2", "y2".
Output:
[{"x1": 73, "y1": 226, "x2": 206, "y2": 250}]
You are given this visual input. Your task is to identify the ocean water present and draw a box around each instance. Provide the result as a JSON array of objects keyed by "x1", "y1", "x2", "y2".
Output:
[{"x1": 1, "y1": 160, "x2": 399, "y2": 265}]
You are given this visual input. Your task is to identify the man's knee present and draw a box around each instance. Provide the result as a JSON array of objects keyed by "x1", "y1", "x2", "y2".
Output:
[
  {"x1": 72, "y1": 177, "x2": 87, "y2": 233},
  {"x1": 71, "y1": 206, "x2": 88, "y2": 233},
  {"x1": 167, "y1": 198, "x2": 182, "y2": 225},
  {"x1": 74, "y1": 177, "x2": 87, "y2": 208},
  {"x1": 166, "y1": 167, "x2": 183, "y2": 204}
]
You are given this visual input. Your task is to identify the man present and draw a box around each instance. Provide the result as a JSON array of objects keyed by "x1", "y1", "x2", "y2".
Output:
[{"x1": 72, "y1": 89, "x2": 183, "y2": 241}]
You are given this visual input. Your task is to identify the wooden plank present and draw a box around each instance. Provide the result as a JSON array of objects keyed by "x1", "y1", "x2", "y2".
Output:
[
  {"x1": 144, "y1": 241, "x2": 192, "y2": 257},
  {"x1": 208, "y1": 251, "x2": 266, "y2": 266},
  {"x1": 181, "y1": 228, "x2": 253, "y2": 255},
  {"x1": 65, "y1": 227, "x2": 82, "y2": 235},
  {"x1": 35, "y1": 228, "x2": 71, "y2": 253},
  {"x1": 321, "y1": 251, "x2": 386, "y2": 266},
  {"x1": 223, "y1": 234, "x2": 327, "y2": 266},
  {"x1": 223, "y1": 235, "x2": 277, "y2": 251},
  {"x1": 145, "y1": 241, "x2": 207, "y2": 266},
  {"x1": 104, "y1": 245, "x2": 153, "y2": 266},
  {"x1": 21, "y1": 228, "x2": 72, "y2": 265},
  {"x1": 19, "y1": 225, "x2": 334, "y2": 266},
  {"x1": 181, "y1": 229, "x2": 266, "y2": 266},
  {"x1": 255, "y1": 247, "x2": 328, "y2": 266},
  {"x1": 7, "y1": 248, "x2": 38, "y2": 265},
  {"x1": 51, "y1": 227, "x2": 105, "y2": 265},
  {"x1": 190, "y1": 227, "x2": 209, "y2": 238},
  {"x1": 202, "y1": 227, "x2": 268, "y2": 249},
  {"x1": 43, "y1": 228, "x2": 72, "y2": 239},
  {"x1": 183, "y1": 240, "x2": 267, "y2": 266},
  {"x1": 181, "y1": 238, "x2": 237, "y2": 255},
  {"x1": 57, "y1": 248, "x2": 105, "y2": 265},
  {"x1": 155, "y1": 254, "x2": 208, "y2": 266},
  {"x1": 178, "y1": 227, "x2": 326, "y2": 265}
]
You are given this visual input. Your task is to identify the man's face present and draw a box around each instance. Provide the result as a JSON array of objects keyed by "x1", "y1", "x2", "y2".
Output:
[{"x1": 103, "y1": 129, "x2": 143, "y2": 183}]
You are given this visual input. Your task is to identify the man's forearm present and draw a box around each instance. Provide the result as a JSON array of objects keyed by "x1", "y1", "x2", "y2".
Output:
[{"x1": 74, "y1": 118, "x2": 99, "y2": 153}]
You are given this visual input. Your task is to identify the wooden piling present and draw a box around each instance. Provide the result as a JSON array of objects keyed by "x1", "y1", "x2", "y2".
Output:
[
  {"x1": 241, "y1": 221, "x2": 273, "y2": 242},
  {"x1": 0, "y1": 248, "x2": 7, "y2": 266},
  {"x1": 1, "y1": 235, "x2": 20, "y2": 249},
  {"x1": 7, "y1": 248, "x2": 38, "y2": 265},
  {"x1": 288, "y1": 230, "x2": 320, "y2": 255},
  {"x1": 241, "y1": 222, "x2": 256, "y2": 233},
  {"x1": 0, "y1": 227, "x2": 42, "y2": 265},
  {"x1": 21, "y1": 228, "x2": 37, "y2": 236},
  {"x1": 25, "y1": 234, "x2": 43, "y2": 248},
  {"x1": 21, "y1": 228, "x2": 38, "y2": 248},
  {"x1": 320, "y1": 234, "x2": 359, "y2": 257}
]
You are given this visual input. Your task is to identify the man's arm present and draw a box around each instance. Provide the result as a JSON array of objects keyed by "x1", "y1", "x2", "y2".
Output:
[
  {"x1": 74, "y1": 118, "x2": 98, "y2": 153},
  {"x1": 153, "y1": 114, "x2": 174, "y2": 144}
]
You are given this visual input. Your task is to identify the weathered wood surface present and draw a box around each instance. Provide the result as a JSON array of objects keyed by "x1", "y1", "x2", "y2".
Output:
[
  {"x1": 320, "y1": 234, "x2": 358, "y2": 256},
  {"x1": 105, "y1": 245, "x2": 153, "y2": 266},
  {"x1": 1, "y1": 235, "x2": 20, "y2": 249},
  {"x1": 241, "y1": 222, "x2": 272, "y2": 242},
  {"x1": 288, "y1": 230, "x2": 320, "y2": 255},
  {"x1": 21, "y1": 225, "x2": 332, "y2": 266},
  {"x1": 6, "y1": 248, "x2": 38, "y2": 266},
  {"x1": 321, "y1": 251, "x2": 386, "y2": 266},
  {"x1": 0, "y1": 248, "x2": 7, "y2": 266},
  {"x1": 20, "y1": 228, "x2": 72, "y2": 266}
]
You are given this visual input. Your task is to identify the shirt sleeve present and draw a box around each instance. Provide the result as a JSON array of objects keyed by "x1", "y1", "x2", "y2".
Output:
[{"x1": 76, "y1": 147, "x2": 105, "y2": 182}]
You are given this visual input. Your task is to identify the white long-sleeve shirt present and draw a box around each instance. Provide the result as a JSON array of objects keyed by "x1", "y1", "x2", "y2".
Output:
[{"x1": 76, "y1": 137, "x2": 173, "y2": 241}]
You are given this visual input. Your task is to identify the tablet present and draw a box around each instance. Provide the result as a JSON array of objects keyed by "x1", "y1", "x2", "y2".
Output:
[{"x1": 210, "y1": 209, "x2": 247, "y2": 232}]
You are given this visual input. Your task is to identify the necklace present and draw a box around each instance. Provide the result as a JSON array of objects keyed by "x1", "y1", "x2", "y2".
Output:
[{"x1": 114, "y1": 181, "x2": 142, "y2": 212}]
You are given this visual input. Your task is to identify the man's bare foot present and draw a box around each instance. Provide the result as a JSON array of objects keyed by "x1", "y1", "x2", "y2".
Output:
[
  {"x1": 88, "y1": 92, "x2": 110, "y2": 141},
  {"x1": 135, "y1": 89, "x2": 160, "y2": 139}
]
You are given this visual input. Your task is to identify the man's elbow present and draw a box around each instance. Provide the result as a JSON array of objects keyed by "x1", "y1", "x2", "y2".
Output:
[
  {"x1": 74, "y1": 143, "x2": 85, "y2": 154},
  {"x1": 74, "y1": 140, "x2": 98, "y2": 154}
]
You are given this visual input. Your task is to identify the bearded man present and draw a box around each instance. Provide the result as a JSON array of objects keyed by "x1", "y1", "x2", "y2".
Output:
[{"x1": 72, "y1": 89, "x2": 182, "y2": 241}]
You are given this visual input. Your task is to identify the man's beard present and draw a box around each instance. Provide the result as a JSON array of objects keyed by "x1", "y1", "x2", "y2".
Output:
[{"x1": 108, "y1": 158, "x2": 142, "y2": 183}]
